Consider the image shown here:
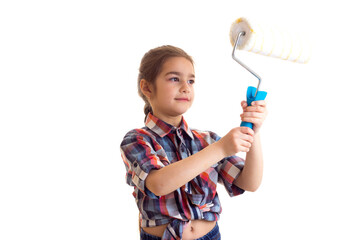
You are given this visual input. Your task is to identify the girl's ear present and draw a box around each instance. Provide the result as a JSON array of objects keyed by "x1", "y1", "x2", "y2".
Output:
[{"x1": 140, "y1": 79, "x2": 153, "y2": 99}]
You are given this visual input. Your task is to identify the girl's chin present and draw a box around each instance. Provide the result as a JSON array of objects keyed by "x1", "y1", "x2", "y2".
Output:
[{"x1": 168, "y1": 109, "x2": 189, "y2": 117}]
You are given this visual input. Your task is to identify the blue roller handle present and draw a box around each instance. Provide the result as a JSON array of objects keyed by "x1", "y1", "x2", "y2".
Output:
[{"x1": 240, "y1": 86, "x2": 267, "y2": 129}]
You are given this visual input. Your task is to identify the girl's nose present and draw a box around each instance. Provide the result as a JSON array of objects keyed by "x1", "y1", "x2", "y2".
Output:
[{"x1": 180, "y1": 81, "x2": 190, "y2": 93}]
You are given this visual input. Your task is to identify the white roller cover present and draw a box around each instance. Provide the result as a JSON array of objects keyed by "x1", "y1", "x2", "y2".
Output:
[{"x1": 230, "y1": 18, "x2": 311, "y2": 63}]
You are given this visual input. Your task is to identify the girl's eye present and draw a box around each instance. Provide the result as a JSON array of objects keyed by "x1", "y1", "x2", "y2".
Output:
[
  {"x1": 188, "y1": 80, "x2": 195, "y2": 85},
  {"x1": 170, "y1": 77, "x2": 179, "y2": 82}
]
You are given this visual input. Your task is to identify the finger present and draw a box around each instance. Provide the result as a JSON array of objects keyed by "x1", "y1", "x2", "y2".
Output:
[
  {"x1": 245, "y1": 134, "x2": 254, "y2": 143},
  {"x1": 241, "y1": 117, "x2": 263, "y2": 127},
  {"x1": 236, "y1": 139, "x2": 252, "y2": 152},
  {"x1": 242, "y1": 111, "x2": 266, "y2": 119},
  {"x1": 241, "y1": 111, "x2": 265, "y2": 120},
  {"x1": 239, "y1": 137, "x2": 252, "y2": 147},
  {"x1": 241, "y1": 101, "x2": 248, "y2": 109},
  {"x1": 244, "y1": 105, "x2": 266, "y2": 113},
  {"x1": 239, "y1": 126, "x2": 255, "y2": 136},
  {"x1": 241, "y1": 112, "x2": 263, "y2": 120},
  {"x1": 238, "y1": 131, "x2": 254, "y2": 143},
  {"x1": 251, "y1": 100, "x2": 266, "y2": 107},
  {"x1": 239, "y1": 145, "x2": 251, "y2": 153}
]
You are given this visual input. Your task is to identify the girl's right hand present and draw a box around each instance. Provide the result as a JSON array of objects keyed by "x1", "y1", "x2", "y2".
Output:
[{"x1": 217, "y1": 127, "x2": 254, "y2": 157}]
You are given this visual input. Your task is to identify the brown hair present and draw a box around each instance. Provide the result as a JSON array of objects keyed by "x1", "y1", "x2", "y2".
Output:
[{"x1": 137, "y1": 45, "x2": 194, "y2": 120}]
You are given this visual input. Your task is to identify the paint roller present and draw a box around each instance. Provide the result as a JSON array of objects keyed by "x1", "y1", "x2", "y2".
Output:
[{"x1": 229, "y1": 17, "x2": 310, "y2": 129}]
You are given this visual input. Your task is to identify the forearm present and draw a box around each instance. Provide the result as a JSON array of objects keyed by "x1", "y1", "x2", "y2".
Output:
[
  {"x1": 234, "y1": 133, "x2": 263, "y2": 192},
  {"x1": 146, "y1": 141, "x2": 226, "y2": 196}
]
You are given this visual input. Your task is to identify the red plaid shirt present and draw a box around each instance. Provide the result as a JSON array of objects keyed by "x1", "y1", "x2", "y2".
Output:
[{"x1": 120, "y1": 113, "x2": 245, "y2": 239}]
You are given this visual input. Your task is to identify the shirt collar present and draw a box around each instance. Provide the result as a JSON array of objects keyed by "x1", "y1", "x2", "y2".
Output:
[{"x1": 145, "y1": 113, "x2": 194, "y2": 139}]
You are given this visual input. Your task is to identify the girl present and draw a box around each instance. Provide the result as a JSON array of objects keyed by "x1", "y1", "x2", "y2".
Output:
[{"x1": 120, "y1": 45, "x2": 267, "y2": 240}]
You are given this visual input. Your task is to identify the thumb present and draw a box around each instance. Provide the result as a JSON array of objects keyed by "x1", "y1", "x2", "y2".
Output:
[{"x1": 241, "y1": 101, "x2": 248, "y2": 109}]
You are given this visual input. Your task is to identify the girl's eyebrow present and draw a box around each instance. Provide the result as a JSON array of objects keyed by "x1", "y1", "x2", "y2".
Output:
[{"x1": 165, "y1": 71, "x2": 195, "y2": 78}]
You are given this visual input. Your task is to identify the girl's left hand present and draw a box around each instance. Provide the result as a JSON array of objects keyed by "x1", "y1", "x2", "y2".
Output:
[{"x1": 240, "y1": 100, "x2": 268, "y2": 134}]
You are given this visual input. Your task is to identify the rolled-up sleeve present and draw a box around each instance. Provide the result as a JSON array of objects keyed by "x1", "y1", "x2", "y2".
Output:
[
  {"x1": 208, "y1": 131, "x2": 245, "y2": 197},
  {"x1": 217, "y1": 156, "x2": 245, "y2": 197},
  {"x1": 120, "y1": 130, "x2": 166, "y2": 196}
]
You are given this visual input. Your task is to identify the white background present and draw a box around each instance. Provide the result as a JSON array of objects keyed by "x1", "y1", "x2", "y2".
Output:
[{"x1": 1, "y1": 0, "x2": 359, "y2": 239}]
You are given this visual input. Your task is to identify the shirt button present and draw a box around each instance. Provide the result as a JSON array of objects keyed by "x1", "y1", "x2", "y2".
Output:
[{"x1": 133, "y1": 162, "x2": 138, "y2": 167}]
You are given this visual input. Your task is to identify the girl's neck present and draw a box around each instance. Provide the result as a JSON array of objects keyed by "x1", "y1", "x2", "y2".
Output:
[{"x1": 152, "y1": 111, "x2": 183, "y2": 128}]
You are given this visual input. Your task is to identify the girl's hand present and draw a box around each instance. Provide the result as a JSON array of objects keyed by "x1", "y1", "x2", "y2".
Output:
[
  {"x1": 240, "y1": 100, "x2": 268, "y2": 134},
  {"x1": 218, "y1": 127, "x2": 254, "y2": 157}
]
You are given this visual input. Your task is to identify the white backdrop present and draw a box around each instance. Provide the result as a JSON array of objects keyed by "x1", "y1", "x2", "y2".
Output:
[{"x1": 1, "y1": 0, "x2": 359, "y2": 239}]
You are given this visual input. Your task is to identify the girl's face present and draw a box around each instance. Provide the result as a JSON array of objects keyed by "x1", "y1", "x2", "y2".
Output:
[{"x1": 149, "y1": 57, "x2": 195, "y2": 126}]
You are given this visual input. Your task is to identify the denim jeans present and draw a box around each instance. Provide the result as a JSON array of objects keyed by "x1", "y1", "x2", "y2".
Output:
[{"x1": 140, "y1": 222, "x2": 221, "y2": 240}]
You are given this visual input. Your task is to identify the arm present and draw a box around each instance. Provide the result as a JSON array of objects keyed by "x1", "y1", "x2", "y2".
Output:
[
  {"x1": 146, "y1": 141, "x2": 224, "y2": 196},
  {"x1": 234, "y1": 100, "x2": 267, "y2": 192},
  {"x1": 146, "y1": 127, "x2": 255, "y2": 196},
  {"x1": 234, "y1": 133, "x2": 263, "y2": 192}
]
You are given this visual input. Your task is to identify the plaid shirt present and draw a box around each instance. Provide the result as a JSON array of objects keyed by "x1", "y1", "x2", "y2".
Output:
[{"x1": 120, "y1": 113, "x2": 245, "y2": 239}]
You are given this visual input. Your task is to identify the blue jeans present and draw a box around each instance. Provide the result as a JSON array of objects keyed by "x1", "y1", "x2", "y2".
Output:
[{"x1": 140, "y1": 222, "x2": 221, "y2": 240}]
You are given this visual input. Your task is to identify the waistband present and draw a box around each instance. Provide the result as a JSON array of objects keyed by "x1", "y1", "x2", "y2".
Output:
[{"x1": 140, "y1": 222, "x2": 220, "y2": 240}]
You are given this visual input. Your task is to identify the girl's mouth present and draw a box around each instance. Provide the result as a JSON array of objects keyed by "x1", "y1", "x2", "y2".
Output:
[{"x1": 175, "y1": 98, "x2": 190, "y2": 101}]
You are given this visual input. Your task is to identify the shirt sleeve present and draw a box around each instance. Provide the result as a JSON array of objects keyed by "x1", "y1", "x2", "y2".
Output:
[
  {"x1": 217, "y1": 156, "x2": 245, "y2": 197},
  {"x1": 120, "y1": 129, "x2": 166, "y2": 197},
  {"x1": 209, "y1": 131, "x2": 245, "y2": 197}
]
